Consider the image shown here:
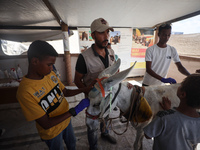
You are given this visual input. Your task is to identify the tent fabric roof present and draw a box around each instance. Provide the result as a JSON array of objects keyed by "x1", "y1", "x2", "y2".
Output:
[{"x1": 0, "y1": 0, "x2": 200, "y2": 42}]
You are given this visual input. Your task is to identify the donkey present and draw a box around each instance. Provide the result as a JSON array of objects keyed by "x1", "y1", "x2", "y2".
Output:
[{"x1": 86, "y1": 59, "x2": 180, "y2": 150}]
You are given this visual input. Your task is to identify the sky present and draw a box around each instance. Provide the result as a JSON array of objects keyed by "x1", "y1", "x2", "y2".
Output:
[{"x1": 172, "y1": 14, "x2": 200, "y2": 34}]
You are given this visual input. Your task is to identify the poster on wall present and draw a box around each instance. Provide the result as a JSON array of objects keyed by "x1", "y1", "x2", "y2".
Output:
[
  {"x1": 110, "y1": 28, "x2": 132, "y2": 72},
  {"x1": 128, "y1": 28, "x2": 154, "y2": 76},
  {"x1": 131, "y1": 28, "x2": 154, "y2": 68},
  {"x1": 78, "y1": 28, "x2": 94, "y2": 53}
]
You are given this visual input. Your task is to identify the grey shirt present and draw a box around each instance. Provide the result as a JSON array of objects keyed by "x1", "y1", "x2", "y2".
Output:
[
  {"x1": 144, "y1": 108, "x2": 200, "y2": 150},
  {"x1": 77, "y1": 45, "x2": 115, "y2": 86}
]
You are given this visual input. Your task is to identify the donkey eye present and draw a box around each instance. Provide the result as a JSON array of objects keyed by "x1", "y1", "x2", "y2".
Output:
[
  {"x1": 107, "y1": 79, "x2": 113, "y2": 83},
  {"x1": 91, "y1": 87, "x2": 97, "y2": 92}
]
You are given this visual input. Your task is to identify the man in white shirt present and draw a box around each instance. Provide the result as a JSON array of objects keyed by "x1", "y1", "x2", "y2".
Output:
[{"x1": 142, "y1": 23, "x2": 190, "y2": 86}]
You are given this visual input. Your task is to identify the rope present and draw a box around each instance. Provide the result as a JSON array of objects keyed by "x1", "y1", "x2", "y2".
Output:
[
  {"x1": 103, "y1": 83, "x2": 122, "y2": 113},
  {"x1": 99, "y1": 117, "x2": 106, "y2": 133},
  {"x1": 109, "y1": 87, "x2": 113, "y2": 112}
]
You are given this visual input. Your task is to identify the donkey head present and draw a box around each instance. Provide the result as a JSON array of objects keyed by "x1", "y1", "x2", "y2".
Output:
[
  {"x1": 88, "y1": 59, "x2": 121, "y2": 105},
  {"x1": 88, "y1": 59, "x2": 136, "y2": 118}
]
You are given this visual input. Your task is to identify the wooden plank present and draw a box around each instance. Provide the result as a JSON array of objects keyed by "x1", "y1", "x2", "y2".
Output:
[{"x1": 0, "y1": 87, "x2": 18, "y2": 104}]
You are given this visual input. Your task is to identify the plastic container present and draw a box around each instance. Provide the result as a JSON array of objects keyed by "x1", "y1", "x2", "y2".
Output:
[
  {"x1": 17, "y1": 64, "x2": 23, "y2": 79},
  {"x1": 4, "y1": 70, "x2": 9, "y2": 78},
  {"x1": 10, "y1": 68, "x2": 18, "y2": 79}
]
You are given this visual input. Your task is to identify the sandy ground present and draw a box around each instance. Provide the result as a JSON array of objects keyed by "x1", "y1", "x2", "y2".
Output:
[
  {"x1": 1, "y1": 82, "x2": 200, "y2": 149},
  {"x1": 167, "y1": 33, "x2": 200, "y2": 83},
  {"x1": 168, "y1": 33, "x2": 200, "y2": 58}
]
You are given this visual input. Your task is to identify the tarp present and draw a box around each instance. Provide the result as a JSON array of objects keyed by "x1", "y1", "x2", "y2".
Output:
[{"x1": 0, "y1": 0, "x2": 200, "y2": 42}]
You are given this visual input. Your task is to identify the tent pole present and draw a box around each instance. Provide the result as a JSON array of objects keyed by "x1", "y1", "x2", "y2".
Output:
[
  {"x1": 61, "y1": 22, "x2": 73, "y2": 86},
  {"x1": 42, "y1": 0, "x2": 61, "y2": 24},
  {"x1": 153, "y1": 27, "x2": 159, "y2": 44},
  {"x1": 42, "y1": 0, "x2": 73, "y2": 85}
]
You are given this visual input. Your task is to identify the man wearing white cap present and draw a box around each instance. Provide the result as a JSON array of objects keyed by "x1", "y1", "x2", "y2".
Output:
[{"x1": 74, "y1": 18, "x2": 117, "y2": 150}]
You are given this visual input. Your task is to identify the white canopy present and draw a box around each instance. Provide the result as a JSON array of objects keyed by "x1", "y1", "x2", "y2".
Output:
[{"x1": 0, "y1": 0, "x2": 200, "y2": 42}]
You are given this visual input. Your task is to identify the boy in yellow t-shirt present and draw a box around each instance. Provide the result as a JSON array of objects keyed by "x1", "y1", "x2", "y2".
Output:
[{"x1": 17, "y1": 40, "x2": 92, "y2": 150}]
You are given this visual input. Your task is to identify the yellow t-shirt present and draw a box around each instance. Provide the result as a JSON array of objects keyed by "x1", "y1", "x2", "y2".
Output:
[{"x1": 17, "y1": 71, "x2": 70, "y2": 140}]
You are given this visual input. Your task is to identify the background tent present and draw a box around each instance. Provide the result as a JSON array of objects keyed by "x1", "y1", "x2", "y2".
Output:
[{"x1": 0, "y1": 0, "x2": 200, "y2": 42}]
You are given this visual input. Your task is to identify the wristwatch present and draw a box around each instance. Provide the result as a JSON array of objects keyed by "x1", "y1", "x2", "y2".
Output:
[{"x1": 69, "y1": 108, "x2": 77, "y2": 117}]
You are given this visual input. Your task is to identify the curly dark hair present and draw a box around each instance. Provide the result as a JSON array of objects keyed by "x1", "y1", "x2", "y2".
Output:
[
  {"x1": 180, "y1": 74, "x2": 200, "y2": 108},
  {"x1": 158, "y1": 23, "x2": 171, "y2": 34},
  {"x1": 27, "y1": 40, "x2": 58, "y2": 63}
]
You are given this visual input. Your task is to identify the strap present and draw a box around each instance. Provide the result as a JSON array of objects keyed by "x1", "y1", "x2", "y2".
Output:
[
  {"x1": 131, "y1": 85, "x2": 142, "y2": 126},
  {"x1": 85, "y1": 109, "x2": 99, "y2": 120},
  {"x1": 96, "y1": 77, "x2": 108, "y2": 97}
]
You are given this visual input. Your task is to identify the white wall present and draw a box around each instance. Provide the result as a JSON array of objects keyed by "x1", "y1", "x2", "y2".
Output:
[{"x1": 0, "y1": 54, "x2": 79, "y2": 84}]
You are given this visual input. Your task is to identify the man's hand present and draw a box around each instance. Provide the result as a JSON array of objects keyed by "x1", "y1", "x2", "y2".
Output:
[
  {"x1": 127, "y1": 82, "x2": 134, "y2": 89},
  {"x1": 196, "y1": 69, "x2": 200, "y2": 73},
  {"x1": 159, "y1": 97, "x2": 171, "y2": 110},
  {"x1": 83, "y1": 81, "x2": 96, "y2": 96},
  {"x1": 161, "y1": 77, "x2": 176, "y2": 84}
]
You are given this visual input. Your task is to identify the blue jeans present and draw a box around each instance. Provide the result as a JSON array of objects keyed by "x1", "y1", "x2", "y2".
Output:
[{"x1": 43, "y1": 120, "x2": 76, "y2": 150}]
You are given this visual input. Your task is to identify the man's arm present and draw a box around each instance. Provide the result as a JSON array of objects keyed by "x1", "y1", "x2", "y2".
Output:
[
  {"x1": 74, "y1": 71, "x2": 86, "y2": 88},
  {"x1": 74, "y1": 54, "x2": 88, "y2": 89},
  {"x1": 146, "y1": 61, "x2": 163, "y2": 81},
  {"x1": 62, "y1": 86, "x2": 92, "y2": 97},
  {"x1": 36, "y1": 112, "x2": 72, "y2": 129},
  {"x1": 74, "y1": 71, "x2": 96, "y2": 96},
  {"x1": 36, "y1": 98, "x2": 90, "y2": 129},
  {"x1": 175, "y1": 62, "x2": 190, "y2": 76},
  {"x1": 146, "y1": 61, "x2": 176, "y2": 84}
]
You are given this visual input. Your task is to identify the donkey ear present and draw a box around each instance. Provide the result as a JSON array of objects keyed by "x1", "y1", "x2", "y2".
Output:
[
  {"x1": 102, "y1": 61, "x2": 137, "y2": 91},
  {"x1": 98, "y1": 59, "x2": 121, "y2": 78}
]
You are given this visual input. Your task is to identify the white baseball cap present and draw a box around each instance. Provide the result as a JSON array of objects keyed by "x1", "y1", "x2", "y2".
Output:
[{"x1": 90, "y1": 18, "x2": 114, "y2": 33}]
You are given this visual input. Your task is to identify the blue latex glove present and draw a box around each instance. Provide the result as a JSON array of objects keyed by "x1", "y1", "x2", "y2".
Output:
[
  {"x1": 74, "y1": 98, "x2": 90, "y2": 115},
  {"x1": 161, "y1": 78, "x2": 177, "y2": 84}
]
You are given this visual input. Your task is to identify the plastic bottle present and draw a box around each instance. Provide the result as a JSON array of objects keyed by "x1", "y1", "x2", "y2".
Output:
[
  {"x1": 4, "y1": 70, "x2": 9, "y2": 78},
  {"x1": 17, "y1": 64, "x2": 23, "y2": 79},
  {"x1": 10, "y1": 68, "x2": 18, "y2": 79}
]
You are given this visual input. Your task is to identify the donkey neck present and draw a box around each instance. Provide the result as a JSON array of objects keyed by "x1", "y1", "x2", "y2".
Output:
[{"x1": 116, "y1": 82, "x2": 133, "y2": 113}]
